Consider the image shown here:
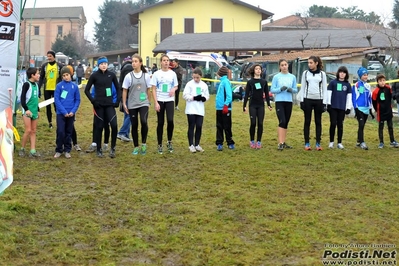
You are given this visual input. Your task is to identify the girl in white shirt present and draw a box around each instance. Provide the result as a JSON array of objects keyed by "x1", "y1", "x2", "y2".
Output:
[
  {"x1": 183, "y1": 68, "x2": 210, "y2": 153},
  {"x1": 150, "y1": 55, "x2": 178, "y2": 154}
]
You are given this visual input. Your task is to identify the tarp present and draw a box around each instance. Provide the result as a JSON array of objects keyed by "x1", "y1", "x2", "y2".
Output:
[{"x1": 0, "y1": 0, "x2": 21, "y2": 112}]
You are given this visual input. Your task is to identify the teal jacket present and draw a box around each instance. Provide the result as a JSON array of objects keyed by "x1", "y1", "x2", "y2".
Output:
[{"x1": 215, "y1": 76, "x2": 232, "y2": 110}]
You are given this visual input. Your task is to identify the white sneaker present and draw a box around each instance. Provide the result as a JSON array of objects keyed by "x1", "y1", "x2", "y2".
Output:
[
  {"x1": 102, "y1": 143, "x2": 109, "y2": 151},
  {"x1": 189, "y1": 145, "x2": 196, "y2": 153},
  {"x1": 328, "y1": 142, "x2": 334, "y2": 149},
  {"x1": 337, "y1": 143, "x2": 344, "y2": 149},
  {"x1": 195, "y1": 145, "x2": 204, "y2": 152}
]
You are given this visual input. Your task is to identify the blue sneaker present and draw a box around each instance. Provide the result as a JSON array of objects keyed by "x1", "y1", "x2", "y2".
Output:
[
  {"x1": 132, "y1": 147, "x2": 140, "y2": 155},
  {"x1": 217, "y1": 144, "x2": 223, "y2": 151},
  {"x1": 141, "y1": 144, "x2": 147, "y2": 155},
  {"x1": 378, "y1": 142, "x2": 384, "y2": 149},
  {"x1": 315, "y1": 143, "x2": 323, "y2": 151},
  {"x1": 304, "y1": 143, "x2": 311, "y2": 151},
  {"x1": 228, "y1": 144, "x2": 235, "y2": 149}
]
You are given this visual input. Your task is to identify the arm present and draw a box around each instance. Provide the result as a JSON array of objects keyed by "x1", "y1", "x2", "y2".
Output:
[
  {"x1": 270, "y1": 75, "x2": 280, "y2": 94},
  {"x1": 84, "y1": 75, "x2": 95, "y2": 102},
  {"x1": 290, "y1": 75, "x2": 298, "y2": 94},
  {"x1": 20, "y1": 83, "x2": 30, "y2": 112},
  {"x1": 122, "y1": 89, "x2": 128, "y2": 114},
  {"x1": 322, "y1": 72, "x2": 328, "y2": 105},
  {"x1": 224, "y1": 81, "x2": 233, "y2": 106},
  {"x1": 243, "y1": 81, "x2": 250, "y2": 111},
  {"x1": 298, "y1": 72, "x2": 306, "y2": 102},
  {"x1": 326, "y1": 81, "x2": 333, "y2": 105},
  {"x1": 351, "y1": 83, "x2": 357, "y2": 109},
  {"x1": 263, "y1": 80, "x2": 271, "y2": 108},
  {"x1": 71, "y1": 87, "x2": 81, "y2": 115},
  {"x1": 38, "y1": 63, "x2": 46, "y2": 93},
  {"x1": 112, "y1": 74, "x2": 121, "y2": 103},
  {"x1": 54, "y1": 85, "x2": 67, "y2": 116},
  {"x1": 182, "y1": 81, "x2": 193, "y2": 101}
]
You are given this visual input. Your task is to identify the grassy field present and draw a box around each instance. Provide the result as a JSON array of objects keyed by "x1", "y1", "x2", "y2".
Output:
[{"x1": 1, "y1": 90, "x2": 399, "y2": 265}]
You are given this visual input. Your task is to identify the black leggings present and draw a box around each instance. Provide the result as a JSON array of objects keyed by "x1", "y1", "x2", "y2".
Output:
[
  {"x1": 157, "y1": 101, "x2": 174, "y2": 145},
  {"x1": 329, "y1": 108, "x2": 345, "y2": 143},
  {"x1": 379, "y1": 118, "x2": 395, "y2": 143},
  {"x1": 91, "y1": 114, "x2": 110, "y2": 143},
  {"x1": 129, "y1": 106, "x2": 149, "y2": 147},
  {"x1": 303, "y1": 98, "x2": 323, "y2": 143},
  {"x1": 175, "y1": 84, "x2": 181, "y2": 107},
  {"x1": 275, "y1": 102, "x2": 292, "y2": 129},
  {"x1": 355, "y1": 109, "x2": 368, "y2": 143},
  {"x1": 44, "y1": 90, "x2": 56, "y2": 124},
  {"x1": 187, "y1": 114, "x2": 204, "y2": 146},
  {"x1": 249, "y1": 105, "x2": 265, "y2": 141},
  {"x1": 93, "y1": 106, "x2": 117, "y2": 151}
]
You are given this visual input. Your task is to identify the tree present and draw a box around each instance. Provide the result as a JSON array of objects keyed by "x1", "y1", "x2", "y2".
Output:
[
  {"x1": 389, "y1": 0, "x2": 399, "y2": 28},
  {"x1": 308, "y1": 5, "x2": 338, "y2": 18},
  {"x1": 94, "y1": 0, "x2": 159, "y2": 52},
  {"x1": 51, "y1": 33, "x2": 81, "y2": 59},
  {"x1": 306, "y1": 5, "x2": 382, "y2": 25}
]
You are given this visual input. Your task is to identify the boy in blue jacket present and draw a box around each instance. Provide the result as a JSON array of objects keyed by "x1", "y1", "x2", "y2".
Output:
[
  {"x1": 54, "y1": 66, "x2": 81, "y2": 158},
  {"x1": 215, "y1": 66, "x2": 235, "y2": 151},
  {"x1": 352, "y1": 67, "x2": 374, "y2": 150}
]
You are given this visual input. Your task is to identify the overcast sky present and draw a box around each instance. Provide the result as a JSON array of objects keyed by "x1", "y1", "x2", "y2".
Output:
[{"x1": 23, "y1": 0, "x2": 394, "y2": 42}]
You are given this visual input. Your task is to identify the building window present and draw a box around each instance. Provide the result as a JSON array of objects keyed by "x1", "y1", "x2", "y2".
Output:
[
  {"x1": 184, "y1": 18, "x2": 194, "y2": 33},
  {"x1": 34, "y1": 26, "x2": 39, "y2": 35},
  {"x1": 211, "y1": 19, "x2": 223, "y2": 32},
  {"x1": 57, "y1": 25, "x2": 63, "y2": 36},
  {"x1": 160, "y1": 18, "x2": 172, "y2": 41}
]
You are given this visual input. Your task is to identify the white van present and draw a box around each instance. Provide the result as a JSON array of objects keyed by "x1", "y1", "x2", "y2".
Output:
[{"x1": 166, "y1": 51, "x2": 230, "y2": 71}]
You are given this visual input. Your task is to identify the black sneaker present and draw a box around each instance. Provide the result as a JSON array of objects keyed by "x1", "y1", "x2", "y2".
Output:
[
  {"x1": 109, "y1": 148, "x2": 116, "y2": 158},
  {"x1": 283, "y1": 142, "x2": 293, "y2": 149},
  {"x1": 49, "y1": 123, "x2": 53, "y2": 129},
  {"x1": 167, "y1": 141, "x2": 174, "y2": 153},
  {"x1": 277, "y1": 143, "x2": 284, "y2": 151},
  {"x1": 96, "y1": 150, "x2": 104, "y2": 158}
]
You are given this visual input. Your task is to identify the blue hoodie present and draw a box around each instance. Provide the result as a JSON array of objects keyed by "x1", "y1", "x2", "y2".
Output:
[
  {"x1": 54, "y1": 80, "x2": 80, "y2": 115},
  {"x1": 215, "y1": 75, "x2": 232, "y2": 110},
  {"x1": 352, "y1": 80, "x2": 372, "y2": 115}
]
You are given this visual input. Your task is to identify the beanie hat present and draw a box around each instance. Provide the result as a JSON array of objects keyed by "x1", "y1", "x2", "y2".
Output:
[
  {"x1": 217, "y1": 66, "x2": 229, "y2": 77},
  {"x1": 61, "y1": 66, "x2": 71, "y2": 76},
  {"x1": 357, "y1": 67, "x2": 368, "y2": 78},
  {"x1": 47, "y1": 50, "x2": 56, "y2": 58},
  {"x1": 124, "y1": 56, "x2": 132, "y2": 62},
  {"x1": 98, "y1": 57, "x2": 108, "y2": 65}
]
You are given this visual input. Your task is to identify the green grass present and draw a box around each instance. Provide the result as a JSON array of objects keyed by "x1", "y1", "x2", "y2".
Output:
[{"x1": 2, "y1": 92, "x2": 399, "y2": 265}]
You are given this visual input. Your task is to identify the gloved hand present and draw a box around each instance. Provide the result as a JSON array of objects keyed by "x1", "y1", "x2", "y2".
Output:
[
  {"x1": 300, "y1": 102, "x2": 305, "y2": 111},
  {"x1": 222, "y1": 105, "x2": 229, "y2": 114},
  {"x1": 345, "y1": 109, "x2": 351, "y2": 115},
  {"x1": 91, "y1": 100, "x2": 100, "y2": 109},
  {"x1": 370, "y1": 111, "x2": 375, "y2": 119},
  {"x1": 286, "y1": 88, "x2": 293, "y2": 93},
  {"x1": 354, "y1": 108, "x2": 359, "y2": 118},
  {"x1": 200, "y1": 96, "x2": 206, "y2": 102},
  {"x1": 280, "y1": 86, "x2": 287, "y2": 91},
  {"x1": 193, "y1": 95, "x2": 202, "y2": 101},
  {"x1": 322, "y1": 105, "x2": 327, "y2": 113},
  {"x1": 327, "y1": 105, "x2": 332, "y2": 113}
]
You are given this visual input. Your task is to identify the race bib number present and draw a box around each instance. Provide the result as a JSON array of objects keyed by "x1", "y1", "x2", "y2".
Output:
[
  {"x1": 255, "y1": 83, "x2": 261, "y2": 90},
  {"x1": 139, "y1": 92, "x2": 146, "y2": 101},
  {"x1": 106, "y1": 88, "x2": 112, "y2": 97},
  {"x1": 162, "y1": 84, "x2": 168, "y2": 93},
  {"x1": 61, "y1": 90, "x2": 68, "y2": 99}
]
